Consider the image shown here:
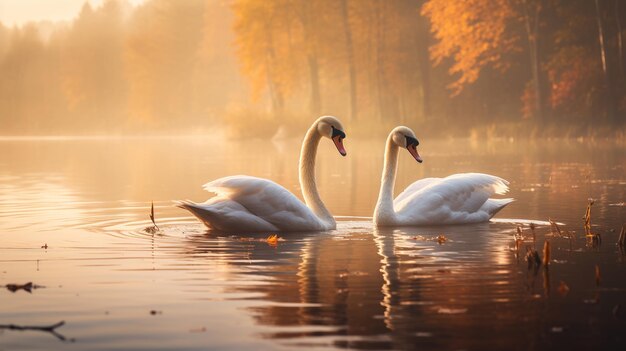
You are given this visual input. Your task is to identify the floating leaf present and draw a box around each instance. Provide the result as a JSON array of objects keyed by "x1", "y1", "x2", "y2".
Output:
[
  {"x1": 436, "y1": 235, "x2": 448, "y2": 245},
  {"x1": 266, "y1": 234, "x2": 279, "y2": 246}
]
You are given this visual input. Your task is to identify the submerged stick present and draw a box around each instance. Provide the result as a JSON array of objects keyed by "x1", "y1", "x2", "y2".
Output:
[
  {"x1": 150, "y1": 201, "x2": 159, "y2": 230},
  {"x1": 0, "y1": 321, "x2": 67, "y2": 341}
]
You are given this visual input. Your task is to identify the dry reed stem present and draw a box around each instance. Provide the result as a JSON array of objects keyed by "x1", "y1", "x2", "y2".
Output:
[
  {"x1": 543, "y1": 240, "x2": 551, "y2": 266},
  {"x1": 150, "y1": 201, "x2": 158, "y2": 229}
]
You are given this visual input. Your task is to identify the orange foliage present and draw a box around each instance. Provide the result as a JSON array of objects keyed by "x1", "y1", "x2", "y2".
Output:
[
  {"x1": 545, "y1": 46, "x2": 600, "y2": 114},
  {"x1": 422, "y1": 0, "x2": 520, "y2": 95}
]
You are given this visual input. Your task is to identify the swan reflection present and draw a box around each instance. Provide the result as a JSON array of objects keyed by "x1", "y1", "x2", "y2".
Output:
[{"x1": 180, "y1": 220, "x2": 526, "y2": 349}]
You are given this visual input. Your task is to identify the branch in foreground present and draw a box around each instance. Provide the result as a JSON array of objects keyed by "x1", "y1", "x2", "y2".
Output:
[{"x1": 0, "y1": 321, "x2": 69, "y2": 341}]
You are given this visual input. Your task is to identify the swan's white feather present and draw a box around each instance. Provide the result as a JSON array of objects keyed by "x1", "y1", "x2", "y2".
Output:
[
  {"x1": 393, "y1": 173, "x2": 513, "y2": 225},
  {"x1": 179, "y1": 175, "x2": 326, "y2": 232}
]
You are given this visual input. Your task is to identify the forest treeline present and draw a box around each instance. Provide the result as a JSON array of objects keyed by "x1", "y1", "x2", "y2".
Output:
[{"x1": 0, "y1": 0, "x2": 624, "y2": 137}]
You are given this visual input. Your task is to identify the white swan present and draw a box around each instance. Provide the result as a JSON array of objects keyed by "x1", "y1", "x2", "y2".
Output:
[
  {"x1": 177, "y1": 116, "x2": 347, "y2": 232},
  {"x1": 374, "y1": 126, "x2": 513, "y2": 226}
]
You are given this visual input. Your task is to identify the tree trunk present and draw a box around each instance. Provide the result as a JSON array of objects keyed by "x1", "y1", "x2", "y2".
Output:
[
  {"x1": 522, "y1": 0, "x2": 543, "y2": 123},
  {"x1": 302, "y1": 1, "x2": 321, "y2": 115},
  {"x1": 616, "y1": 0, "x2": 624, "y2": 79},
  {"x1": 416, "y1": 2, "x2": 431, "y2": 121},
  {"x1": 264, "y1": 21, "x2": 283, "y2": 114},
  {"x1": 307, "y1": 54, "x2": 321, "y2": 115},
  {"x1": 595, "y1": 0, "x2": 617, "y2": 123},
  {"x1": 340, "y1": 0, "x2": 357, "y2": 122},
  {"x1": 375, "y1": 1, "x2": 386, "y2": 121}
]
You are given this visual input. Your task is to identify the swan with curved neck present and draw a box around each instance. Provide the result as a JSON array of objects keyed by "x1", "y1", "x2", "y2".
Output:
[
  {"x1": 178, "y1": 116, "x2": 346, "y2": 232},
  {"x1": 374, "y1": 126, "x2": 513, "y2": 226}
]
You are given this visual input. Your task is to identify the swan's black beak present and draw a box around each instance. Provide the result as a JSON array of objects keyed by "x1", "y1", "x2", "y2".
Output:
[{"x1": 332, "y1": 135, "x2": 347, "y2": 156}]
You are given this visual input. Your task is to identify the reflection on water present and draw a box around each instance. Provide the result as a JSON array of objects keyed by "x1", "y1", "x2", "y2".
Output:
[{"x1": 0, "y1": 137, "x2": 625, "y2": 350}]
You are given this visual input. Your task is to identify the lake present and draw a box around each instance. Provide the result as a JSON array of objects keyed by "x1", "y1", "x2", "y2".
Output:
[{"x1": 1, "y1": 135, "x2": 625, "y2": 350}]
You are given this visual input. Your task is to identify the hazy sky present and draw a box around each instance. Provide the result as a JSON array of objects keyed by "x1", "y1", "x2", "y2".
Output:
[{"x1": 0, "y1": 0, "x2": 145, "y2": 26}]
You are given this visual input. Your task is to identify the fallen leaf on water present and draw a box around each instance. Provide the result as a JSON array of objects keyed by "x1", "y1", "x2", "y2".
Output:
[{"x1": 266, "y1": 234, "x2": 279, "y2": 246}]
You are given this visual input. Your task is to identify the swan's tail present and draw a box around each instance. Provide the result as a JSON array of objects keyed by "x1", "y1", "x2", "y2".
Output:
[
  {"x1": 174, "y1": 200, "x2": 219, "y2": 229},
  {"x1": 483, "y1": 198, "x2": 514, "y2": 218}
]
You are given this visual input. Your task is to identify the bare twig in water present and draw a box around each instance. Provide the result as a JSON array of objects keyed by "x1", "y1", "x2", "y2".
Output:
[
  {"x1": 144, "y1": 201, "x2": 159, "y2": 234},
  {"x1": 0, "y1": 321, "x2": 67, "y2": 341},
  {"x1": 583, "y1": 199, "x2": 601, "y2": 246},
  {"x1": 548, "y1": 218, "x2": 575, "y2": 250},
  {"x1": 150, "y1": 201, "x2": 158, "y2": 229},
  {"x1": 530, "y1": 222, "x2": 537, "y2": 247},
  {"x1": 514, "y1": 226, "x2": 524, "y2": 253},
  {"x1": 595, "y1": 264, "x2": 601, "y2": 286},
  {"x1": 526, "y1": 246, "x2": 541, "y2": 270},
  {"x1": 5, "y1": 282, "x2": 44, "y2": 293},
  {"x1": 618, "y1": 225, "x2": 625, "y2": 248}
]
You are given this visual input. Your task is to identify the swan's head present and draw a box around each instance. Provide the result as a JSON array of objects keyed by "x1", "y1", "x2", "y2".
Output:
[
  {"x1": 390, "y1": 126, "x2": 422, "y2": 163},
  {"x1": 316, "y1": 115, "x2": 347, "y2": 156}
]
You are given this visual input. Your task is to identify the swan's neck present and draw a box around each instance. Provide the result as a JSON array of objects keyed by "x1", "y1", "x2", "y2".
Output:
[
  {"x1": 299, "y1": 125, "x2": 335, "y2": 228},
  {"x1": 374, "y1": 135, "x2": 399, "y2": 225}
]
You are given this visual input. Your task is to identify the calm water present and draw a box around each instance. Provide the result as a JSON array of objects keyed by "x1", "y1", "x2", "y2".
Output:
[{"x1": 1, "y1": 136, "x2": 625, "y2": 350}]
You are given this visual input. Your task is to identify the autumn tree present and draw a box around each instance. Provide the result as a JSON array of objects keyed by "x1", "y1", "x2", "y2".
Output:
[{"x1": 422, "y1": 0, "x2": 519, "y2": 95}]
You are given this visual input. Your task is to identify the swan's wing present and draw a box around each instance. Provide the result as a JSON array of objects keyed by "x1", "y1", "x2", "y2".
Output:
[
  {"x1": 199, "y1": 175, "x2": 324, "y2": 231},
  {"x1": 394, "y1": 177, "x2": 440, "y2": 204},
  {"x1": 395, "y1": 173, "x2": 512, "y2": 224}
]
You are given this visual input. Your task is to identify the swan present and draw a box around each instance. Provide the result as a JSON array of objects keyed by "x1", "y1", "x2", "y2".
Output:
[
  {"x1": 177, "y1": 116, "x2": 347, "y2": 232},
  {"x1": 373, "y1": 126, "x2": 513, "y2": 226}
]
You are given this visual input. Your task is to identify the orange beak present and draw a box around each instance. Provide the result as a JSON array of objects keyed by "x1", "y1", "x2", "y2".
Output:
[
  {"x1": 408, "y1": 144, "x2": 422, "y2": 163},
  {"x1": 332, "y1": 135, "x2": 347, "y2": 156}
]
